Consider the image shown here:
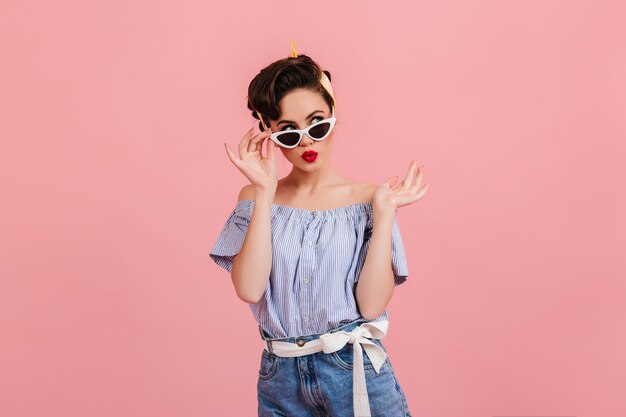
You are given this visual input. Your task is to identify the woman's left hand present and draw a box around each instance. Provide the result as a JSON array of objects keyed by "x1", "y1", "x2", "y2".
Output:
[{"x1": 373, "y1": 160, "x2": 429, "y2": 212}]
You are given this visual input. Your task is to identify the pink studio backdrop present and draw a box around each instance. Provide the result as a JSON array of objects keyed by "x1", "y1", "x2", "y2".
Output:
[{"x1": 1, "y1": 1, "x2": 625, "y2": 416}]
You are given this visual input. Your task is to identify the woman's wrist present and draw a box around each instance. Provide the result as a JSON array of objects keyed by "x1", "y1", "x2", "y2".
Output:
[
  {"x1": 254, "y1": 186, "x2": 276, "y2": 208},
  {"x1": 372, "y1": 200, "x2": 396, "y2": 217},
  {"x1": 372, "y1": 205, "x2": 395, "y2": 227}
]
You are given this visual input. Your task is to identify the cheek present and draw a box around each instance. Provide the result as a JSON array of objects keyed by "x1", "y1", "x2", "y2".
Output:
[{"x1": 280, "y1": 148, "x2": 299, "y2": 162}]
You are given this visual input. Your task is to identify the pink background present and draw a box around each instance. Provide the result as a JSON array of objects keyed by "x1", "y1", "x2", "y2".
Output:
[{"x1": 1, "y1": 1, "x2": 625, "y2": 416}]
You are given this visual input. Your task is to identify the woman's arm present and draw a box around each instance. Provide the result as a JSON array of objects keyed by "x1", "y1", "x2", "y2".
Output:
[
  {"x1": 356, "y1": 163, "x2": 427, "y2": 318},
  {"x1": 354, "y1": 206, "x2": 396, "y2": 320},
  {"x1": 230, "y1": 184, "x2": 274, "y2": 304}
]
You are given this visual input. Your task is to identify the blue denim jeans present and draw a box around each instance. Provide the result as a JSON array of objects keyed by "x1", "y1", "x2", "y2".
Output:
[{"x1": 257, "y1": 319, "x2": 412, "y2": 417}]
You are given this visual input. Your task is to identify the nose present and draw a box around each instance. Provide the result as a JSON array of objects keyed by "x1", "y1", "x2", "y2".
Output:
[{"x1": 300, "y1": 134, "x2": 314, "y2": 147}]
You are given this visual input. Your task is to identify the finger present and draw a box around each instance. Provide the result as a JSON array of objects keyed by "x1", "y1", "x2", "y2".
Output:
[
  {"x1": 266, "y1": 136, "x2": 276, "y2": 160},
  {"x1": 248, "y1": 128, "x2": 266, "y2": 152},
  {"x1": 403, "y1": 182, "x2": 429, "y2": 206},
  {"x1": 224, "y1": 142, "x2": 241, "y2": 167},
  {"x1": 242, "y1": 127, "x2": 254, "y2": 140},
  {"x1": 250, "y1": 127, "x2": 271, "y2": 143},
  {"x1": 402, "y1": 160, "x2": 418, "y2": 190},
  {"x1": 241, "y1": 127, "x2": 256, "y2": 146},
  {"x1": 415, "y1": 182, "x2": 429, "y2": 199},
  {"x1": 383, "y1": 175, "x2": 399, "y2": 189},
  {"x1": 410, "y1": 165, "x2": 424, "y2": 192},
  {"x1": 239, "y1": 128, "x2": 255, "y2": 158},
  {"x1": 391, "y1": 176, "x2": 404, "y2": 192},
  {"x1": 249, "y1": 128, "x2": 272, "y2": 153}
]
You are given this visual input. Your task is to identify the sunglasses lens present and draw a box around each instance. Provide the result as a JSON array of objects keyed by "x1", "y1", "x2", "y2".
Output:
[
  {"x1": 275, "y1": 132, "x2": 301, "y2": 147},
  {"x1": 308, "y1": 121, "x2": 332, "y2": 139}
]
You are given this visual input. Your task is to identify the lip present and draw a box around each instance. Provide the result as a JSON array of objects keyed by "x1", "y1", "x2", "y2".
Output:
[{"x1": 301, "y1": 150, "x2": 318, "y2": 162}]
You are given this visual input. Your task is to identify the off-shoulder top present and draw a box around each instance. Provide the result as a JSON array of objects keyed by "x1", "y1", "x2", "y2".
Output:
[{"x1": 209, "y1": 199, "x2": 409, "y2": 338}]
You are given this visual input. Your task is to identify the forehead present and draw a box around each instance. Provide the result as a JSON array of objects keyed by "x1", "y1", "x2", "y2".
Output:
[{"x1": 278, "y1": 89, "x2": 329, "y2": 119}]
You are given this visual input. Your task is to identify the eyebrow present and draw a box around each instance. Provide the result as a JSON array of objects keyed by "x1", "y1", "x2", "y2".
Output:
[{"x1": 277, "y1": 110, "x2": 325, "y2": 126}]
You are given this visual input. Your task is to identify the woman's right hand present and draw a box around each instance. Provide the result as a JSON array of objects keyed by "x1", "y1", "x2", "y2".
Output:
[{"x1": 224, "y1": 127, "x2": 278, "y2": 192}]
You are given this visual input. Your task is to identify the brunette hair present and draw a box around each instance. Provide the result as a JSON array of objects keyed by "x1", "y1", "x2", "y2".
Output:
[{"x1": 246, "y1": 54, "x2": 334, "y2": 131}]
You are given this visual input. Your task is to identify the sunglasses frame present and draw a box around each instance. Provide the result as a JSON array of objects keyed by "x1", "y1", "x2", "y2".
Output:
[{"x1": 267, "y1": 105, "x2": 336, "y2": 149}]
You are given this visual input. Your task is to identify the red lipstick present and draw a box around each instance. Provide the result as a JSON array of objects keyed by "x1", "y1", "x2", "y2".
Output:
[{"x1": 301, "y1": 150, "x2": 318, "y2": 163}]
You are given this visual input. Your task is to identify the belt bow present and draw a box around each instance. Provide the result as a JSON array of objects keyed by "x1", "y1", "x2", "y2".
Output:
[{"x1": 319, "y1": 320, "x2": 389, "y2": 417}]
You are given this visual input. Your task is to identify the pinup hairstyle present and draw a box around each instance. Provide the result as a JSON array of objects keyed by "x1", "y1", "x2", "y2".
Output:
[{"x1": 246, "y1": 54, "x2": 334, "y2": 132}]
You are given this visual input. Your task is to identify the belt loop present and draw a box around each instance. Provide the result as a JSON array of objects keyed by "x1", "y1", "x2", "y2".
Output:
[{"x1": 267, "y1": 339, "x2": 274, "y2": 356}]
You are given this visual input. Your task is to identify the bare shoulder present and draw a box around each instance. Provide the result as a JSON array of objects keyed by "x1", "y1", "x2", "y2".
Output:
[
  {"x1": 237, "y1": 184, "x2": 256, "y2": 202},
  {"x1": 351, "y1": 181, "x2": 378, "y2": 203}
]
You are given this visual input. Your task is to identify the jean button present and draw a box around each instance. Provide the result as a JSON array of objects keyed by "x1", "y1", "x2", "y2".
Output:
[{"x1": 296, "y1": 339, "x2": 305, "y2": 347}]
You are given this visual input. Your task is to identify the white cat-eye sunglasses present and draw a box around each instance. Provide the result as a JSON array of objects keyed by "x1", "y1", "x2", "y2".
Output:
[{"x1": 266, "y1": 105, "x2": 336, "y2": 149}]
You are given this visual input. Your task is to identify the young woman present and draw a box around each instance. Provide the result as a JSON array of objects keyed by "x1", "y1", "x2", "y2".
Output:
[{"x1": 210, "y1": 41, "x2": 428, "y2": 417}]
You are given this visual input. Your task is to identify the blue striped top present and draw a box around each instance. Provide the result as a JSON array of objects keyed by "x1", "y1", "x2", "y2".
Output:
[{"x1": 209, "y1": 199, "x2": 409, "y2": 338}]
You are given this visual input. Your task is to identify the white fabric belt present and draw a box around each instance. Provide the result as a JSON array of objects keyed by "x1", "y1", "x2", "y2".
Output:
[{"x1": 262, "y1": 320, "x2": 389, "y2": 417}]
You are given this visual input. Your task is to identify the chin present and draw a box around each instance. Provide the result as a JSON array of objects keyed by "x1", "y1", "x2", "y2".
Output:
[{"x1": 298, "y1": 158, "x2": 322, "y2": 169}]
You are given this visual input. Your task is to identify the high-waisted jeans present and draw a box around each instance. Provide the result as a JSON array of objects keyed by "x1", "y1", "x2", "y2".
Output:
[{"x1": 257, "y1": 319, "x2": 412, "y2": 417}]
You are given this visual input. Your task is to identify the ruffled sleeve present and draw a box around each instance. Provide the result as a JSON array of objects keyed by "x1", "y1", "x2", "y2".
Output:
[
  {"x1": 209, "y1": 201, "x2": 252, "y2": 273},
  {"x1": 356, "y1": 208, "x2": 409, "y2": 286}
]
